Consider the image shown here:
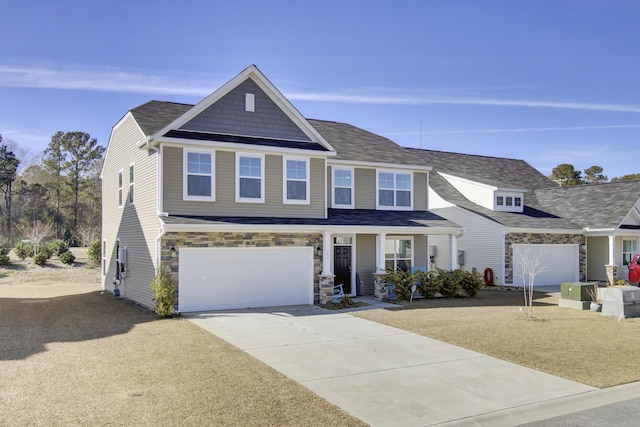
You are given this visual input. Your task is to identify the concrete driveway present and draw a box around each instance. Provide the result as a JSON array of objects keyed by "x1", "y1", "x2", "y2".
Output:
[{"x1": 187, "y1": 304, "x2": 596, "y2": 426}]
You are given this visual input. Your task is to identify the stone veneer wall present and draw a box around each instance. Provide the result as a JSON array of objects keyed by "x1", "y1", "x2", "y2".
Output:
[
  {"x1": 504, "y1": 233, "x2": 586, "y2": 284},
  {"x1": 161, "y1": 232, "x2": 323, "y2": 306}
]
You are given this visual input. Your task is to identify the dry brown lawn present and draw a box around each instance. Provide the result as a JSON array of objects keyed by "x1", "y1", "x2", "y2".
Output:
[
  {"x1": 353, "y1": 287, "x2": 640, "y2": 389},
  {"x1": 0, "y1": 253, "x2": 365, "y2": 427}
]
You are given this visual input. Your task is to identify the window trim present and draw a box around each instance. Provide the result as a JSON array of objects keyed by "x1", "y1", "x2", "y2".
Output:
[
  {"x1": 376, "y1": 170, "x2": 413, "y2": 210},
  {"x1": 332, "y1": 166, "x2": 354, "y2": 209},
  {"x1": 118, "y1": 170, "x2": 123, "y2": 208},
  {"x1": 495, "y1": 191, "x2": 524, "y2": 212},
  {"x1": 235, "y1": 152, "x2": 265, "y2": 203},
  {"x1": 183, "y1": 148, "x2": 215, "y2": 202},
  {"x1": 385, "y1": 236, "x2": 414, "y2": 272},
  {"x1": 283, "y1": 156, "x2": 310, "y2": 205},
  {"x1": 622, "y1": 238, "x2": 638, "y2": 266},
  {"x1": 128, "y1": 163, "x2": 135, "y2": 205},
  {"x1": 102, "y1": 239, "x2": 107, "y2": 277}
]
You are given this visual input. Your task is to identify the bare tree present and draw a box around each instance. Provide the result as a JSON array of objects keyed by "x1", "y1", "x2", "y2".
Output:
[
  {"x1": 75, "y1": 223, "x2": 99, "y2": 247},
  {"x1": 514, "y1": 245, "x2": 547, "y2": 319},
  {"x1": 17, "y1": 219, "x2": 54, "y2": 255}
]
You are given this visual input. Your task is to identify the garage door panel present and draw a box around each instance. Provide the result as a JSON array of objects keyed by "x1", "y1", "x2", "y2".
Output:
[
  {"x1": 178, "y1": 247, "x2": 313, "y2": 312},
  {"x1": 513, "y1": 244, "x2": 579, "y2": 287}
]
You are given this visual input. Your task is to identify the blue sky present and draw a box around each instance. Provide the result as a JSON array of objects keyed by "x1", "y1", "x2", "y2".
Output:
[{"x1": 2, "y1": 0, "x2": 639, "y2": 178}]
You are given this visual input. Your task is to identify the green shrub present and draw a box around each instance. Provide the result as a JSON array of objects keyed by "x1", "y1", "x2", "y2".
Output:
[
  {"x1": 416, "y1": 270, "x2": 439, "y2": 299},
  {"x1": 0, "y1": 247, "x2": 9, "y2": 256},
  {"x1": 436, "y1": 269, "x2": 460, "y2": 298},
  {"x1": 150, "y1": 268, "x2": 175, "y2": 317},
  {"x1": 87, "y1": 240, "x2": 101, "y2": 265},
  {"x1": 48, "y1": 239, "x2": 70, "y2": 257},
  {"x1": 33, "y1": 252, "x2": 48, "y2": 266},
  {"x1": 38, "y1": 245, "x2": 52, "y2": 259},
  {"x1": 458, "y1": 270, "x2": 483, "y2": 297},
  {"x1": 385, "y1": 269, "x2": 417, "y2": 300},
  {"x1": 14, "y1": 241, "x2": 34, "y2": 259},
  {"x1": 59, "y1": 250, "x2": 76, "y2": 265},
  {"x1": 0, "y1": 253, "x2": 9, "y2": 266}
]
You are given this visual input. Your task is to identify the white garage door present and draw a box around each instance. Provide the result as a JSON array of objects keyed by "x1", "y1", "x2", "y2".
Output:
[
  {"x1": 178, "y1": 247, "x2": 314, "y2": 312},
  {"x1": 513, "y1": 244, "x2": 579, "y2": 287}
]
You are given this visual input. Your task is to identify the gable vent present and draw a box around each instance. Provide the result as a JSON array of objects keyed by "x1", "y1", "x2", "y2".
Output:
[{"x1": 245, "y1": 93, "x2": 255, "y2": 112}]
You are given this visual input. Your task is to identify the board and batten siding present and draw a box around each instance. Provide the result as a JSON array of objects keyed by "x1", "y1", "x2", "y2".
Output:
[
  {"x1": 102, "y1": 114, "x2": 159, "y2": 309},
  {"x1": 162, "y1": 146, "x2": 325, "y2": 218},
  {"x1": 356, "y1": 234, "x2": 377, "y2": 295},
  {"x1": 441, "y1": 174, "x2": 495, "y2": 211},
  {"x1": 428, "y1": 206, "x2": 505, "y2": 283}
]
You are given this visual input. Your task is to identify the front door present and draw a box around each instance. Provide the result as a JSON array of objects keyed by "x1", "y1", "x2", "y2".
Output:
[{"x1": 334, "y1": 246, "x2": 352, "y2": 294}]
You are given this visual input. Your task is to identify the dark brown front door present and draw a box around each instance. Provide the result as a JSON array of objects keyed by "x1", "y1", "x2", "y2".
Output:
[{"x1": 334, "y1": 246, "x2": 352, "y2": 294}]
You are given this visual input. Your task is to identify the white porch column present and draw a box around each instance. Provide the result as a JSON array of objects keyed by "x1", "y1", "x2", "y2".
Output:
[
  {"x1": 449, "y1": 233, "x2": 459, "y2": 270},
  {"x1": 321, "y1": 231, "x2": 332, "y2": 275},
  {"x1": 607, "y1": 235, "x2": 616, "y2": 266},
  {"x1": 376, "y1": 233, "x2": 387, "y2": 273}
]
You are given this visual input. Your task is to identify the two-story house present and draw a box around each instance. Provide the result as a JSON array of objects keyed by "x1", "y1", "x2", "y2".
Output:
[{"x1": 101, "y1": 65, "x2": 462, "y2": 312}]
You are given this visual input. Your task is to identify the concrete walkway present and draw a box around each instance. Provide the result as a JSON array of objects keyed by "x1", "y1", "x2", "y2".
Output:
[{"x1": 185, "y1": 304, "x2": 605, "y2": 426}]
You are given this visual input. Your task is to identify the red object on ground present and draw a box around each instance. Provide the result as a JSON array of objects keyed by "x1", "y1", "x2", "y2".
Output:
[
  {"x1": 483, "y1": 267, "x2": 495, "y2": 285},
  {"x1": 629, "y1": 254, "x2": 640, "y2": 283}
]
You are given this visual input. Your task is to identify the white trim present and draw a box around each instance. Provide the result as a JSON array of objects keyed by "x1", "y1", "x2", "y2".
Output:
[
  {"x1": 329, "y1": 158, "x2": 431, "y2": 172},
  {"x1": 235, "y1": 152, "x2": 265, "y2": 203},
  {"x1": 376, "y1": 169, "x2": 414, "y2": 210},
  {"x1": 332, "y1": 166, "x2": 354, "y2": 209},
  {"x1": 183, "y1": 148, "x2": 215, "y2": 202},
  {"x1": 283, "y1": 156, "x2": 310, "y2": 205},
  {"x1": 101, "y1": 111, "x2": 145, "y2": 179},
  {"x1": 102, "y1": 239, "x2": 107, "y2": 278},
  {"x1": 509, "y1": 227, "x2": 584, "y2": 234},
  {"x1": 157, "y1": 136, "x2": 335, "y2": 157},
  {"x1": 118, "y1": 169, "x2": 123, "y2": 208},
  {"x1": 439, "y1": 172, "x2": 528, "y2": 193},
  {"x1": 245, "y1": 93, "x2": 255, "y2": 112},
  {"x1": 128, "y1": 163, "x2": 135, "y2": 205}
]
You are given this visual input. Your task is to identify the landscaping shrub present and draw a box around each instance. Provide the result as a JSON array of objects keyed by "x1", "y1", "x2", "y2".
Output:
[
  {"x1": 458, "y1": 270, "x2": 483, "y2": 297},
  {"x1": 38, "y1": 245, "x2": 52, "y2": 259},
  {"x1": 0, "y1": 253, "x2": 9, "y2": 266},
  {"x1": 0, "y1": 247, "x2": 9, "y2": 256},
  {"x1": 87, "y1": 239, "x2": 101, "y2": 265},
  {"x1": 150, "y1": 267, "x2": 175, "y2": 317},
  {"x1": 14, "y1": 241, "x2": 34, "y2": 259},
  {"x1": 436, "y1": 269, "x2": 460, "y2": 298},
  {"x1": 48, "y1": 239, "x2": 70, "y2": 257},
  {"x1": 416, "y1": 270, "x2": 439, "y2": 299},
  {"x1": 385, "y1": 269, "x2": 418, "y2": 300},
  {"x1": 33, "y1": 251, "x2": 49, "y2": 266},
  {"x1": 59, "y1": 250, "x2": 76, "y2": 265}
]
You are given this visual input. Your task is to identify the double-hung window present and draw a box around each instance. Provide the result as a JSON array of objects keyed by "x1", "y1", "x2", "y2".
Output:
[
  {"x1": 184, "y1": 149, "x2": 215, "y2": 201},
  {"x1": 623, "y1": 239, "x2": 638, "y2": 266},
  {"x1": 332, "y1": 167, "x2": 353, "y2": 208},
  {"x1": 118, "y1": 170, "x2": 123, "y2": 207},
  {"x1": 377, "y1": 170, "x2": 412, "y2": 209},
  {"x1": 128, "y1": 164, "x2": 134, "y2": 204},
  {"x1": 236, "y1": 153, "x2": 264, "y2": 202},
  {"x1": 385, "y1": 237, "x2": 413, "y2": 271},
  {"x1": 283, "y1": 157, "x2": 309, "y2": 204}
]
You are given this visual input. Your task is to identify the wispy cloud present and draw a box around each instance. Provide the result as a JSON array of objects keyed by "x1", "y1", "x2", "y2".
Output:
[
  {"x1": 418, "y1": 124, "x2": 640, "y2": 135},
  {"x1": 2, "y1": 63, "x2": 640, "y2": 114}
]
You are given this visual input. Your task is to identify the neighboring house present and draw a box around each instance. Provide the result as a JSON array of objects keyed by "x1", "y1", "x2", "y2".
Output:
[
  {"x1": 101, "y1": 65, "x2": 462, "y2": 312},
  {"x1": 409, "y1": 148, "x2": 640, "y2": 286}
]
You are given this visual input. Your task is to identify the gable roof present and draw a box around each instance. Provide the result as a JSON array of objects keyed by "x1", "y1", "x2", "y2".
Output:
[{"x1": 130, "y1": 101, "x2": 191, "y2": 135}]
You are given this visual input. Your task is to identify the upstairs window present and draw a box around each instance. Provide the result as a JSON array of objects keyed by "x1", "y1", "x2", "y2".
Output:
[
  {"x1": 118, "y1": 170, "x2": 123, "y2": 207},
  {"x1": 184, "y1": 149, "x2": 215, "y2": 201},
  {"x1": 495, "y1": 191, "x2": 524, "y2": 212},
  {"x1": 332, "y1": 167, "x2": 353, "y2": 208},
  {"x1": 236, "y1": 153, "x2": 264, "y2": 202},
  {"x1": 377, "y1": 171, "x2": 412, "y2": 209},
  {"x1": 128, "y1": 164, "x2": 134, "y2": 204},
  {"x1": 283, "y1": 157, "x2": 309, "y2": 204}
]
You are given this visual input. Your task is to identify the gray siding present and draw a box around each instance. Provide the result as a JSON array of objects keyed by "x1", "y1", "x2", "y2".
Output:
[
  {"x1": 414, "y1": 172, "x2": 428, "y2": 211},
  {"x1": 587, "y1": 236, "x2": 608, "y2": 281},
  {"x1": 163, "y1": 146, "x2": 325, "y2": 218},
  {"x1": 355, "y1": 168, "x2": 376, "y2": 209},
  {"x1": 356, "y1": 234, "x2": 377, "y2": 295},
  {"x1": 102, "y1": 114, "x2": 159, "y2": 309},
  {"x1": 414, "y1": 235, "x2": 428, "y2": 270},
  {"x1": 181, "y1": 79, "x2": 311, "y2": 141}
]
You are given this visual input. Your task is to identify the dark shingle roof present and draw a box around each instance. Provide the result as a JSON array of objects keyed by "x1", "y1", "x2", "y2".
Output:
[
  {"x1": 162, "y1": 209, "x2": 459, "y2": 229},
  {"x1": 130, "y1": 101, "x2": 192, "y2": 135},
  {"x1": 308, "y1": 119, "x2": 423, "y2": 166}
]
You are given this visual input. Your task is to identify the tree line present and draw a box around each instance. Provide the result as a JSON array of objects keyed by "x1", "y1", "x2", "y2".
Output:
[
  {"x1": 0, "y1": 132, "x2": 104, "y2": 246},
  {"x1": 548, "y1": 164, "x2": 640, "y2": 187}
]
